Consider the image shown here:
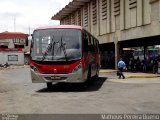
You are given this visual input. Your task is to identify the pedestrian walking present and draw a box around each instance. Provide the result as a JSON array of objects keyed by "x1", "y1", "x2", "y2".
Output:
[
  {"x1": 153, "y1": 58, "x2": 158, "y2": 74},
  {"x1": 117, "y1": 58, "x2": 126, "y2": 79},
  {"x1": 136, "y1": 56, "x2": 141, "y2": 71}
]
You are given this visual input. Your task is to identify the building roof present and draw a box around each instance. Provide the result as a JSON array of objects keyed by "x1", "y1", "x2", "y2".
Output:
[
  {"x1": 0, "y1": 32, "x2": 28, "y2": 40},
  {"x1": 51, "y1": 0, "x2": 91, "y2": 20},
  {"x1": 35, "y1": 25, "x2": 83, "y2": 31}
]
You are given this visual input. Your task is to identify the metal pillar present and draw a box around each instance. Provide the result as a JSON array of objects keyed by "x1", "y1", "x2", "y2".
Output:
[
  {"x1": 114, "y1": 41, "x2": 120, "y2": 69},
  {"x1": 144, "y1": 46, "x2": 147, "y2": 59}
]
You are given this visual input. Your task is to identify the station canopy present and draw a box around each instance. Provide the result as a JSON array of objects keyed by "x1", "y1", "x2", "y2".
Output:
[{"x1": 51, "y1": 0, "x2": 91, "y2": 20}]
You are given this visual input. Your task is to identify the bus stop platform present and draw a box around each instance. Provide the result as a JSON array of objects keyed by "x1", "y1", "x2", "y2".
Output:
[{"x1": 100, "y1": 69, "x2": 160, "y2": 78}]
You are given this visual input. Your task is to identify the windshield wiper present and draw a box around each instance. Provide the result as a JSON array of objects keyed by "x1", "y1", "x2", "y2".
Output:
[
  {"x1": 41, "y1": 36, "x2": 55, "y2": 61},
  {"x1": 56, "y1": 36, "x2": 68, "y2": 61},
  {"x1": 42, "y1": 35, "x2": 68, "y2": 61},
  {"x1": 51, "y1": 41, "x2": 59, "y2": 61}
]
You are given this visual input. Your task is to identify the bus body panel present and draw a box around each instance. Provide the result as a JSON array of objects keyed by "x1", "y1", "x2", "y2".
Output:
[
  {"x1": 31, "y1": 69, "x2": 85, "y2": 83},
  {"x1": 30, "y1": 60, "x2": 86, "y2": 83}
]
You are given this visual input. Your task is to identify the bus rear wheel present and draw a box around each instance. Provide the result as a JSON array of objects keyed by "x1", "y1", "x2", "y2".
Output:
[
  {"x1": 47, "y1": 82, "x2": 53, "y2": 89},
  {"x1": 95, "y1": 73, "x2": 99, "y2": 80},
  {"x1": 95, "y1": 65, "x2": 99, "y2": 79}
]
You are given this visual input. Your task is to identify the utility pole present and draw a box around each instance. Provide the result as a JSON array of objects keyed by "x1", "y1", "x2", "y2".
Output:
[
  {"x1": 14, "y1": 16, "x2": 16, "y2": 32},
  {"x1": 28, "y1": 24, "x2": 32, "y2": 40},
  {"x1": 29, "y1": 24, "x2": 31, "y2": 36}
]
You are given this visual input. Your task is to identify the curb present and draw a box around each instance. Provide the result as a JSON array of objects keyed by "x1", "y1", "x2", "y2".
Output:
[
  {"x1": 100, "y1": 70, "x2": 160, "y2": 78},
  {"x1": 100, "y1": 70, "x2": 117, "y2": 73},
  {"x1": 125, "y1": 72, "x2": 160, "y2": 78},
  {"x1": 125, "y1": 75, "x2": 160, "y2": 78}
]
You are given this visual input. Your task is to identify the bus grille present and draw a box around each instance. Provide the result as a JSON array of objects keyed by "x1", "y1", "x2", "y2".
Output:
[
  {"x1": 41, "y1": 69, "x2": 71, "y2": 74},
  {"x1": 44, "y1": 77, "x2": 67, "y2": 81}
]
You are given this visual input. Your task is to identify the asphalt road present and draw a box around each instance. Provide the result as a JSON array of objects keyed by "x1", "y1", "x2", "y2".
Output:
[{"x1": 0, "y1": 67, "x2": 160, "y2": 114}]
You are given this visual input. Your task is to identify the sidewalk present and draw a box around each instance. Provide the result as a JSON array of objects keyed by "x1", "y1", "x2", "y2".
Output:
[{"x1": 100, "y1": 69, "x2": 160, "y2": 78}]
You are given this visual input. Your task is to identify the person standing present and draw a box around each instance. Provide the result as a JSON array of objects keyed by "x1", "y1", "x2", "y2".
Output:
[
  {"x1": 142, "y1": 58, "x2": 147, "y2": 72},
  {"x1": 118, "y1": 58, "x2": 126, "y2": 79}
]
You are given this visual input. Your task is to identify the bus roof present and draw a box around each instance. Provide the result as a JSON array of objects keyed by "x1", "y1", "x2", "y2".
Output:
[{"x1": 35, "y1": 25, "x2": 83, "y2": 31}]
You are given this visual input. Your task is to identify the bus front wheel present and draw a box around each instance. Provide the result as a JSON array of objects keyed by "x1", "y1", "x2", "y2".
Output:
[{"x1": 47, "y1": 82, "x2": 52, "y2": 89}]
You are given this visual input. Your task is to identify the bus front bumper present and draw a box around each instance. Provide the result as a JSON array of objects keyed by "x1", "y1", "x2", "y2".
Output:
[{"x1": 30, "y1": 69, "x2": 85, "y2": 83}]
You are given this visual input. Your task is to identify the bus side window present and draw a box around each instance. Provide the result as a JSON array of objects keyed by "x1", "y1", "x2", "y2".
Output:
[
  {"x1": 96, "y1": 39, "x2": 99, "y2": 52},
  {"x1": 88, "y1": 34, "x2": 91, "y2": 46},
  {"x1": 94, "y1": 40, "x2": 97, "y2": 52},
  {"x1": 88, "y1": 35, "x2": 92, "y2": 52},
  {"x1": 93, "y1": 38, "x2": 97, "y2": 52},
  {"x1": 89, "y1": 36, "x2": 96, "y2": 52},
  {"x1": 92, "y1": 37, "x2": 95, "y2": 46},
  {"x1": 97, "y1": 40, "x2": 99, "y2": 52},
  {"x1": 90, "y1": 36, "x2": 93, "y2": 45},
  {"x1": 83, "y1": 32, "x2": 88, "y2": 52}
]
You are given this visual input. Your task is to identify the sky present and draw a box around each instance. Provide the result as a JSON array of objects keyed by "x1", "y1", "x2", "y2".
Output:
[{"x1": 0, "y1": 0, "x2": 72, "y2": 34}]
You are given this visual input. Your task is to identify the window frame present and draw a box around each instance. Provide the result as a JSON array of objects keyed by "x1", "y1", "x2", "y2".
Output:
[{"x1": 8, "y1": 55, "x2": 18, "y2": 61}]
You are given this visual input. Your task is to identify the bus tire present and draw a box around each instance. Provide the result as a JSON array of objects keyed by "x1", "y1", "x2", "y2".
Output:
[
  {"x1": 47, "y1": 82, "x2": 52, "y2": 89},
  {"x1": 95, "y1": 73, "x2": 99, "y2": 80},
  {"x1": 87, "y1": 66, "x2": 91, "y2": 81},
  {"x1": 80, "y1": 67, "x2": 91, "y2": 88},
  {"x1": 95, "y1": 65, "x2": 99, "y2": 79}
]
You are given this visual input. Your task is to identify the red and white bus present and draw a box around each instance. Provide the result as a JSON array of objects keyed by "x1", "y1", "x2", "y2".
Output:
[{"x1": 30, "y1": 25, "x2": 100, "y2": 88}]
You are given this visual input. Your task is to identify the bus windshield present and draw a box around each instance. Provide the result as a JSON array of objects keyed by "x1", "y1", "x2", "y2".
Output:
[{"x1": 31, "y1": 28, "x2": 82, "y2": 61}]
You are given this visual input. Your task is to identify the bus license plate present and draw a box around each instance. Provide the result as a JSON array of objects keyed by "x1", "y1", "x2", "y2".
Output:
[{"x1": 51, "y1": 76, "x2": 61, "y2": 80}]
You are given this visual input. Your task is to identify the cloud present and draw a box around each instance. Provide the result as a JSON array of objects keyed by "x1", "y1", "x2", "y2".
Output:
[{"x1": 0, "y1": 0, "x2": 72, "y2": 34}]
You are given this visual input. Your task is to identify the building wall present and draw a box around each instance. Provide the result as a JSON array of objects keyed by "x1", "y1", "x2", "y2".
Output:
[
  {"x1": 60, "y1": 0, "x2": 160, "y2": 44},
  {"x1": 0, "y1": 34, "x2": 27, "y2": 65},
  {"x1": 0, "y1": 52, "x2": 24, "y2": 65},
  {"x1": 0, "y1": 39, "x2": 15, "y2": 48},
  {"x1": 0, "y1": 38, "x2": 26, "y2": 49}
]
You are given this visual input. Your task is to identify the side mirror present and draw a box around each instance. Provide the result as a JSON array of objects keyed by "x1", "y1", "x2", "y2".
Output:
[
  {"x1": 25, "y1": 38, "x2": 28, "y2": 46},
  {"x1": 31, "y1": 39, "x2": 34, "y2": 48}
]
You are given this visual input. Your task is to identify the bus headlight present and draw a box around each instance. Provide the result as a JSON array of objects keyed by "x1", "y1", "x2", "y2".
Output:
[
  {"x1": 30, "y1": 65, "x2": 39, "y2": 73},
  {"x1": 72, "y1": 63, "x2": 82, "y2": 73}
]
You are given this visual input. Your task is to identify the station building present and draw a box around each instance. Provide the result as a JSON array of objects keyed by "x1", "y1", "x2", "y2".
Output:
[
  {"x1": 0, "y1": 32, "x2": 29, "y2": 65},
  {"x1": 52, "y1": 0, "x2": 160, "y2": 69}
]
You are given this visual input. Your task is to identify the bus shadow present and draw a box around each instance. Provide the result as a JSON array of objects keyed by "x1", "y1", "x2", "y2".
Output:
[{"x1": 37, "y1": 77, "x2": 107, "y2": 93}]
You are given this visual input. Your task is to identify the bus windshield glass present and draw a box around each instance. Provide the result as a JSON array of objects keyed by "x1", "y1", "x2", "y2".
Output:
[{"x1": 31, "y1": 28, "x2": 82, "y2": 61}]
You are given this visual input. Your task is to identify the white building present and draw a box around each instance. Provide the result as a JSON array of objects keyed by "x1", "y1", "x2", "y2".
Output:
[{"x1": 0, "y1": 32, "x2": 29, "y2": 65}]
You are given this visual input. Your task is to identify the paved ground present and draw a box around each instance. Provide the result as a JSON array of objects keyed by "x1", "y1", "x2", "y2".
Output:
[
  {"x1": 0, "y1": 66, "x2": 160, "y2": 114},
  {"x1": 2, "y1": 65, "x2": 160, "y2": 78}
]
